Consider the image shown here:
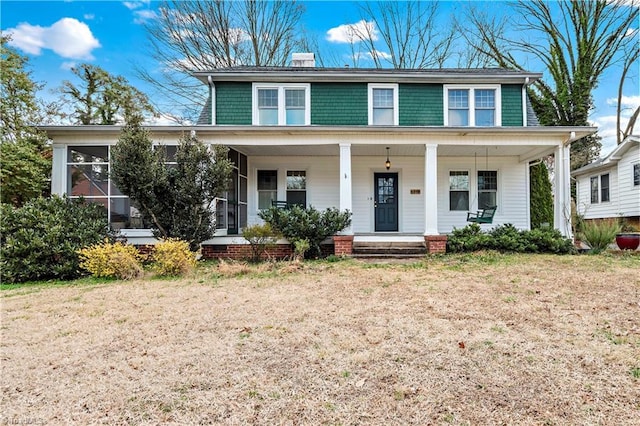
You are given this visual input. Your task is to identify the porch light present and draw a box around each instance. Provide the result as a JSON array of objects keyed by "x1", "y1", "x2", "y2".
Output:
[{"x1": 385, "y1": 147, "x2": 391, "y2": 170}]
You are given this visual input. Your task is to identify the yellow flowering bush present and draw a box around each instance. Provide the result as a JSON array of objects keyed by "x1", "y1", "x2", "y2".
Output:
[
  {"x1": 78, "y1": 240, "x2": 143, "y2": 279},
  {"x1": 152, "y1": 238, "x2": 197, "y2": 276}
]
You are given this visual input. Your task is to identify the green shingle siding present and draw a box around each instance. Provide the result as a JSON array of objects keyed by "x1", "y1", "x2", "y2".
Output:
[
  {"x1": 215, "y1": 82, "x2": 252, "y2": 125},
  {"x1": 501, "y1": 84, "x2": 523, "y2": 126},
  {"x1": 310, "y1": 83, "x2": 368, "y2": 125},
  {"x1": 399, "y1": 84, "x2": 443, "y2": 126}
]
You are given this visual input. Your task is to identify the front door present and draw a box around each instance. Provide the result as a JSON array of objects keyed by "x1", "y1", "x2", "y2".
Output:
[{"x1": 374, "y1": 172, "x2": 398, "y2": 232}]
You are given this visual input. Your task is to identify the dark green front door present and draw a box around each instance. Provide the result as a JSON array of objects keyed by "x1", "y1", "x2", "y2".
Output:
[{"x1": 374, "y1": 173, "x2": 398, "y2": 232}]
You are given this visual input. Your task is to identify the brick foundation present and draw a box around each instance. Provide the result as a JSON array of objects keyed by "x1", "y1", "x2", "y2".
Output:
[
  {"x1": 333, "y1": 235, "x2": 354, "y2": 256},
  {"x1": 201, "y1": 244, "x2": 293, "y2": 260},
  {"x1": 424, "y1": 235, "x2": 447, "y2": 254}
]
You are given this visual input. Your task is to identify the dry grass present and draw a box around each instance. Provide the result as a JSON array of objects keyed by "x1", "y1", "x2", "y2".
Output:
[{"x1": 1, "y1": 253, "x2": 639, "y2": 425}]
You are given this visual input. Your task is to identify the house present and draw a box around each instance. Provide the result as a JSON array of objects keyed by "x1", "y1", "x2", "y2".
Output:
[
  {"x1": 43, "y1": 54, "x2": 595, "y2": 257},
  {"x1": 572, "y1": 135, "x2": 640, "y2": 228}
]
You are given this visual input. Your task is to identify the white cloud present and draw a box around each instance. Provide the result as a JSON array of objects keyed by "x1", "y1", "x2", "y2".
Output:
[
  {"x1": 606, "y1": 95, "x2": 640, "y2": 110},
  {"x1": 133, "y1": 9, "x2": 158, "y2": 24},
  {"x1": 123, "y1": 1, "x2": 150, "y2": 10},
  {"x1": 83, "y1": 14, "x2": 95, "y2": 20},
  {"x1": 326, "y1": 20, "x2": 378, "y2": 43},
  {"x1": 60, "y1": 61, "x2": 77, "y2": 70},
  {"x1": 5, "y1": 18, "x2": 100, "y2": 60},
  {"x1": 368, "y1": 50, "x2": 392, "y2": 61}
]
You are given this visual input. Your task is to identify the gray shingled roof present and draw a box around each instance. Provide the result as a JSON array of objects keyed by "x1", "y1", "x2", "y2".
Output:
[
  {"x1": 526, "y1": 93, "x2": 540, "y2": 126},
  {"x1": 197, "y1": 92, "x2": 212, "y2": 125}
]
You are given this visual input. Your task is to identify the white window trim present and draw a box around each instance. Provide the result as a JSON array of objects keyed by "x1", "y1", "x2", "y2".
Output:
[
  {"x1": 632, "y1": 162, "x2": 640, "y2": 187},
  {"x1": 252, "y1": 83, "x2": 310, "y2": 126},
  {"x1": 368, "y1": 83, "x2": 399, "y2": 126},
  {"x1": 443, "y1": 84, "x2": 502, "y2": 126},
  {"x1": 448, "y1": 169, "x2": 471, "y2": 212},
  {"x1": 476, "y1": 169, "x2": 500, "y2": 211}
]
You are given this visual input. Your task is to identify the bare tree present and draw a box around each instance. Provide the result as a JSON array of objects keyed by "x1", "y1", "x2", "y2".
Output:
[
  {"x1": 138, "y1": 0, "x2": 306, "y2": 120},
  {"x1": 461, "y1": 0, "x2": 638, "y2": 169},
  {"x1": 617, "y1": 33, "x2": 640, "y2": 144},
  {"x1": 347, "y1": 1, "x2": 454, "y2": 69}
]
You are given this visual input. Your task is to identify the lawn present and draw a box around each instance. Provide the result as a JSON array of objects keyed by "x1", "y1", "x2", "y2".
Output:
[{"x1": 1, "y1": 253, "x2": 639, "y2": 425}]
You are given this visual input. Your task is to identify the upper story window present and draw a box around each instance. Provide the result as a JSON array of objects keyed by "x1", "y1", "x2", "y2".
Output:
[
  {"x1": 633, "y1": 163, "x2": 639, "y2": 186},
  {"x1": 368, "y1": 84, "x2": 398, "y2": 125},
  {"x1": 253, "y1": 83, "x2": 310, "y2": 125},
  {"x1": 444, "y1": 85, "x2": 501, "y2": 126}
]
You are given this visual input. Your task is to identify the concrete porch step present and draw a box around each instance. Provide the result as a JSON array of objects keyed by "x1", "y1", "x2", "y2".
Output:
[{"x1": 352, "y1": 241, "x2": 427, "y2": 256}]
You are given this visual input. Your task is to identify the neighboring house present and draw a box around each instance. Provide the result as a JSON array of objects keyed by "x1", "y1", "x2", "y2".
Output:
[
  {"x1": 42, "y1": 54, "x2": 595, "y2": 257},
  {"x1": 572, "y1": 135, "x2": 640, "y2": 227}
]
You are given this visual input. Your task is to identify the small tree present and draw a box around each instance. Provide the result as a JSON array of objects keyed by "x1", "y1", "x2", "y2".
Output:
[
  {"x1": 110, "y1": 118, "x2": 233, "y2": 251},
  {"x1": 529, "y1": 161, "x2": 553, "y2": 229},
  {"x1": 242, "y1": 223, "x2": 280, "y2": 262},
  {"x1": 259, "y1": 205, "x2": 352, "y2": 258}
]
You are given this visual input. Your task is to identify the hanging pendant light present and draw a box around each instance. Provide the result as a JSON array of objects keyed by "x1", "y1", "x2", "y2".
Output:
[{"x1": 385, "y1": 147, "x2": 391, "y2": 170}]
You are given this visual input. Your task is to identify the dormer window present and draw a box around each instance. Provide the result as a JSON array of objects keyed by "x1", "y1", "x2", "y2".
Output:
[
  {"x1": 444, "y1": 85, "x2": 501, "y2": 126},
  {"x1": 253, "y1": 83, "x2": 310, "y2": 125},
  {"x1": 368, "y1": 84, "x2": 398, "y2": 125}
]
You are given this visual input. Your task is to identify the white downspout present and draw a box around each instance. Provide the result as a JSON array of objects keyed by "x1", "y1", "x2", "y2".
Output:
[{"x1": 208, "y1": 75, "x2": 216, "y2": 125}]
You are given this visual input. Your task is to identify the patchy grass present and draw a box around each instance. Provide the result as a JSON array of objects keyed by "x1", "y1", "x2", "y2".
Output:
[{"x1": 1, "y1": 254, "x2": 639, "y2": 424}]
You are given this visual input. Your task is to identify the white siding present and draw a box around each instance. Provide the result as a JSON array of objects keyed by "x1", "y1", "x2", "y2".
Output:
[
  {"x1": 437, "y1": 156, "x2": 529, "y2": 233},
  {"x1": 617, "y1": 144, "x2": 640, "y2": 217},
  {"x1": 576, "y1": 168, "x2": 619, "y2": 219},
  {"x1": 247, "y1": 154, "x2": 530, "y2": 234}
]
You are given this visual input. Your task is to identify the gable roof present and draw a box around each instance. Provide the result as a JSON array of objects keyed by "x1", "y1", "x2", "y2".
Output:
[{"x1": 572, "y1": 135, "x2": 640, "y2": 177}]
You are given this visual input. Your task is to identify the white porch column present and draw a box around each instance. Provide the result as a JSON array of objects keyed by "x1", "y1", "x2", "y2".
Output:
[
  {"x1": 554, "y1": 144, "x2": 573, "y2": 238},
  {"x1": 339, "y1": 143, "x2": 353, "y2": 235},
  {"x1": 424, "y1": 143, "x2": 439, "y2": 235}
]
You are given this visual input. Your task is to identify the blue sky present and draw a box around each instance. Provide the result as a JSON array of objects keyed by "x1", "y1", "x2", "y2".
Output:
[{"x1": 2, "y1": 0, "x2": 638, "y2": 156}]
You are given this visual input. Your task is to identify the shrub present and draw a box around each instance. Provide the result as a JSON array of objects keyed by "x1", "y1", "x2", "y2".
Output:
[
  {"x1": 78, "y1": 240, "x2": 143, "y2": 279},
  {"x1": 152, "y1": 238, "x2": 197, "y2": 276},
  {"x1": 580, "y1": 219, "x2": 620, "y2": 254},
  {"x1": 242, "y1": 223, "x2": 280, "y2": 262},
  {"x1": 1, "y1": 196, "x2": 112, "y2": 283},
  {"x1": 447, "y1": 223, "x2": 574, "y2": 254},
  {"x1": 293, "y1": 238, "x2": 310, "y2": 261},
  {"x1": 259, "y1": 205, "x2": 352, "y2": 258}
]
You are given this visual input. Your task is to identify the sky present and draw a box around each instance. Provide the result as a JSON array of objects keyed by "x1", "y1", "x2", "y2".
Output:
[{"x1": 2, "y1": 0, "x2": 638, "y2": 157}]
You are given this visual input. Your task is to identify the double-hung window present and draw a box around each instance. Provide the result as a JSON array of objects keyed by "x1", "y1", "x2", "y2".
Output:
[
  {"x1": 590, "y1": 174, "x2": 610, "y2": 203},
  {"x1": 368, "y1": 84, "x2": 398, "y2": 125},
  {"x1": 477, "y1": 171, "x2": 497, "y2": 209},
  {"x1": 633, "y1": 163, "x2": 639, "y2": 186},
  {"x1": 449, "y1": 171, "x2": 469, "y2": 211},
  {"x1": 257, "y1": 170, "x2": 277, "y2": 210},
  {"x1": 253, "y1": 84, "x2": 310, "y2": 125},
  {"x1": 444, "y1": 85, "x2": 501, "y2": 126},
  {"x1": 286, "y1": 171, "x2": 306, "y2": 207}
]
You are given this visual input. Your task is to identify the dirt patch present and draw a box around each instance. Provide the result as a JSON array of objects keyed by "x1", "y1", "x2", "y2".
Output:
[{"x1": 1, "y1": 254, "x2": 639, "y2": 425}]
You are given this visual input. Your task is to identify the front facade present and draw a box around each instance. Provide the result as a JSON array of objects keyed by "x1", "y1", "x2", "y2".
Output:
[
  {"x1": 572, "y1": 135, "x2": 640, "y2": 226},
  {"x1": 44, "y1": 60, "x2": 595, "y2": 256}
]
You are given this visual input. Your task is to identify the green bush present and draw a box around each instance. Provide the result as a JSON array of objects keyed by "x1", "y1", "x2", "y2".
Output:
[
  {"x1": 242, "y1": 223, "x2": 280, "y2": 262},
  {"x1": 259, "y1": 205, "x2": 352, "y2": 258},
  {"x1": 580, "y1": 219, "x2": 620, "y2": 254},
  {"x1": 447, "y1": 223, "x2": 574, "y2": 254},
  {"x1": 152, "y1": 238, "x2": 197, "y2": 276},
  {"x1": 1, "y1": 196, "x2": 112, "y2": 283},
  {"x1": 78, "y1": 240, "x2": 143, "y2": 279}
]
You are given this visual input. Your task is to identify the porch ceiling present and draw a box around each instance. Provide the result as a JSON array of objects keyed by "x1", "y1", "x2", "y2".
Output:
[{"x1": 234, "y1": 144, "x2": 554, "y2": 161}]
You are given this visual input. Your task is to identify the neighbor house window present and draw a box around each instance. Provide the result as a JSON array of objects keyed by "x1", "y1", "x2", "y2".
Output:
[
  {"x1": 600, "y1": 173, "x2": 610, "y2": 202},
  {"x1": 444, "y1": 85, "x2": 501, "y2": 126},
  {"x1": 66, "y1": 145, "x2": 145, "y2": 230},
  {"x1": 590, "y1": 176, "x2": 599, "y2": 203},
  {"x1": 634, "y1": 163, "x2": 639, "y2": 186},
  {"x1": 286, "y1": 171, "x2": 306, "y2": 207},
  {"x1": 449, "y1": 171, "x2": 469, "y2": 211},
  {"x1": 477, "y1": 170, "x2": 497, "y2": 209},
  {"x1": 590, "y1": 173, "x2": 610, "y2": 203},
  {"x1": 258, "y1": 170, "x2": 277, "y2": 209},
  {"x1": 253, "y1": 84, "x2": 310, "y2": 125},
  {"x1": 368, "y1": 84, "x2": 398, "y2": 125}
]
